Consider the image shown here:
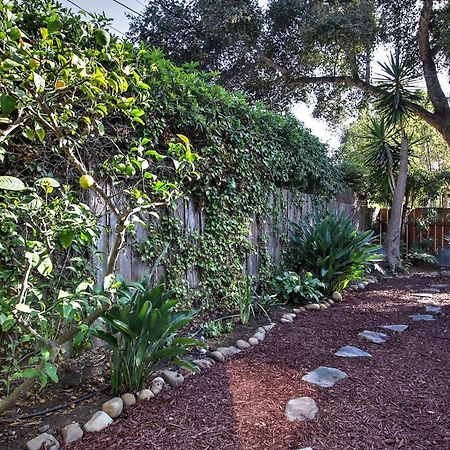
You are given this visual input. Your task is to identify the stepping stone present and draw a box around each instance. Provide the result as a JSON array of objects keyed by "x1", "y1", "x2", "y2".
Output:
[
  {"x1": 380, "y1": 324, "x2": 408, "y2": 333},
  {"x1": 430, "y1": 284, "x2": 447, "y2": 289},
  {"x1": 302, "y1": 366, "x2": 347, "y2": 387},
  {"x1": 334, "y1": 345, "x2": 372, "y2": 358},
  {"x1": 420, "y1": 288, "x2": 440, "y2": 293},
  {"x1": 412, "y1": 293, "x2": 433, "y2": 298},
  {"x1": 297, "y1": 448, "x2": 313, "y2": 450},
  {"x1": 358, "y1": 330, "x2": 388, "y2": 344},
  {"x1": 284, "y1": 397, "x2": 318, "y2": 421},
  {"x1": 409, "y1": 314, "x2": 436, "y2": 321},
  {"x1": 425, "y1": 305, "x2": 442, "y2": 313},
  {"x1": 416, "y1": 298, "x2": 439, "y2": 306}
]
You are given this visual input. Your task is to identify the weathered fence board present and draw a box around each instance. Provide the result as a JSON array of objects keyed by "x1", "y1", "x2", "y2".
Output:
[{"x1": 91, "y1": 189, "x2": 363, "y2": 285}]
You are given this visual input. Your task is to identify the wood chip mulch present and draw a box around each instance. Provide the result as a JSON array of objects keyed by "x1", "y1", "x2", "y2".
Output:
[{"x1": 71, "y1": 275, "x2": 450, "y2": 450}]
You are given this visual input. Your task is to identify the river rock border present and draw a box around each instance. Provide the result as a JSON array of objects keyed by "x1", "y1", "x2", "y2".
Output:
[{"x1": 26, "y1": 276, "x2": 382, "y2": 449}]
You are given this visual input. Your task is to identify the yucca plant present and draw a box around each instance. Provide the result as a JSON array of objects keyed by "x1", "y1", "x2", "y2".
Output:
[
  {"x1": 94, "y1": 279, "x2": 203, "y2": 393},
  {"x1": 289, "y1": 212, "x2": 382, "y2": 293}
]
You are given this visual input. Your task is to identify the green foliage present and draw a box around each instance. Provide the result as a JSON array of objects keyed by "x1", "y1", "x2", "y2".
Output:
[
  {"x1": 289, "y1": 212, "x2": 382, "y2": 293},
  {"x1": 0, "y1": 178, "x2": 103, "y2": 392},
  {"x1": 402, "y1": 240, "x2": 437, "y2": 272},
  {"x1": 200, "y1": 318, "x2": 234, "y2": 338},
  {"x1": 95, "y1": 279, "x2": 202, "y2": 393},
  {"x1": 275, "y1": 271, "x2": 325, "y2": 304}
]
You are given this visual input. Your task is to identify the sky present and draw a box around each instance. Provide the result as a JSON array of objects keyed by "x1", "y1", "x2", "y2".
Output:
[{"x1": 59, "y1": 0, "x2": 449, "y2": 152}]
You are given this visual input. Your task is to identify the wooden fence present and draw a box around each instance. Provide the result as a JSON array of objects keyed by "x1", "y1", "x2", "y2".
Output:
[
  {"x1": 379, "y1": 208, "x2": 450, "y2": 252},
  {"x1": 90, "y1": 189, "x2": 367, "y2": 285}
]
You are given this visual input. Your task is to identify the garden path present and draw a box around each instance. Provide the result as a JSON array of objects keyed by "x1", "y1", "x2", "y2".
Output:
[{"x1": 72, "y1": 275, "x2": 449, "y2": 450}]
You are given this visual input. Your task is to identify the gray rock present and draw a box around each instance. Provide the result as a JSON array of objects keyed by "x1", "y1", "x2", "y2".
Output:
[
  {"x1": 263, "y1": 323, "x2": 276, "y2": 332},
  {"x1": 193, "y1": 359, "x2": 214, "y2": 370},
  {"x1": 248, "y1": 337, "x2": 259, "y2": 346},
  {"x1": 319, "y1": 303, "x2": 328, "y2": 310},
  {"x1": 150, "y1": 376, "x2": 165, "y2": 395},
  {"x1": 297, "y1": 448, "x2": 313, "y2": 450},
  {"x1": 83, "y1": 411, "x2": 113, "y2": 433},
  {"x1": 284, "y1": 397, "x2": 318, "y2": 421},
  {"x1": 256, "y1": 327, "x2": 267, "y2": 334},
  {"x1": 302, "y1": 366, "x2": 348, "y2": 388},
  {"x1": 331, "y1": 292, "x2": 342, "y2": 302},
  {"x1": 425, "y1": 305, "x2": 442, "y2": 313},
  {"x1": 412, "y1": 293, "x2": 434, "y2": 298},
  {"x1": 334, "y1": 345, "x2": 372, "y2": 358},
  {"x1": 236, "y1": 339, "x2": 251, "y2": 350},
  {"x1": 121, "y1": 393, "x2": 136, "y2": 406},
  {"x1": 304, "y1": 303, "x2": 320, "y2": 311},
  {"x1": 139, "y1": 389, "x2": 155, "y2": 400},
  {"x1": 161, "y1": 369, "x2": 184, "y2": 387},
  {"x1": 210, "y1": 350, "x2": 226, "y2": 362},
  {"x1": 26, "y1": 433, "x2": 60, "y2": 450},
  {"x1": 280, "y1": 317, "x2": 293, "y2": 324},
  {"x1": 327, "y1": 299, "x2": 335, "y2": 305},
  {"x1": 101, "y1": 397, "x2": 123, "y2": 418},
  {"x1": 61, "y1": 423, "x2": 83, "y2": 445},
  {"x1": 358, "y1": 330, "x2": 388, "y2": 344},
  {"x1": 430, "y1": 284, "x2": 447, "y2": 289},
  {"x1": 416, "y1": 298, "x2": 439, "y2": 306},
  {"x1": 253, "y1": 331, "x2": 265, "y2": 342},
  {"x1": 280, "y1": 314, "x2": 293, "y2": 321},
  {"x1": 420, "y1": 288, "x2": 440, "y2": 293},
  {"x1": 380, "y1": 324, "x2": 408, "y2": 333},
  {"x1": 409, "y1": 314, "x2": 436, "y2": 321},
  {"x1": 217, "y1": 346, "x2": 241, "y2": 357}
]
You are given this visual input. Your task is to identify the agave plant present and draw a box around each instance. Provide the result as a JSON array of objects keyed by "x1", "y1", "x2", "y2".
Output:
[
  {"x1": 289, "y1": 212, "x2": 382, "y2": 293},
  {"x1": 94, "y1": 279, "x2": 203, "y2": 393}
]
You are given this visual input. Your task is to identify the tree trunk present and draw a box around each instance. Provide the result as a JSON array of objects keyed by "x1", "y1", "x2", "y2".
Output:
[{"x1": 383, "y1": 130, "x2": 409, "y2": 270}]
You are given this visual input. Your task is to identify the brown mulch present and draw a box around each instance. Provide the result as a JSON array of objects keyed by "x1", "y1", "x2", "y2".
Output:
[{"x1": 66, "y1": 275, "x2": 449, "y2": 450}]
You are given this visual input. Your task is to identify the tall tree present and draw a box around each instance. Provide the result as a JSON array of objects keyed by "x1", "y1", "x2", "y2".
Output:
[{"x1": 129, "y1": 0, "x2": 450, "y2": 145}]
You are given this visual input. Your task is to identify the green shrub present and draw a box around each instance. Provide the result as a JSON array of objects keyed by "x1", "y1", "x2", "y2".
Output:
[
  {"x1": 289, "y1": 212, "x2": 382, "y2": 293},
  {"x1": 201, "y1": 320, "x2": 224, "y2": 338},
  {"x1": 94, "y1": 279, "x2": 203, "y2": 393},
  {"x1": 275, "y1": 271, "x2": 325, "y2": 304}
]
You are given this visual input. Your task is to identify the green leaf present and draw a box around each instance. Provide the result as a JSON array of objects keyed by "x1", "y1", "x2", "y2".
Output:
[
  {"x1": 33, "y1": 72, "x2": 46, "y2": 92},
  {"x1": 15, "y1": 303, "x2": 32, "y2": 313},
  {"x1": 21, "y1": 368, "x2": 39, "y2": 379},
  {"x1": 0, "y1": 94, "x2": 16, "y2": 115},
  {"x1": 59, "y1": 230, "x2": 74, "y2": 249},
  {"x1": 35, "y1": 177, "x2": 60, "y2": 188},
  {"x1": 37, "y1": 256, "x2": 53, "y2": 276},
  {"x1": 0, "y1": 175, "x2": 26, "y2": 191},
  {"x1": 44, "y1": 362, "x2": 58, "y2": 383},
  {"x1": 34, "y1": 123, "x2": 45, "y2": 142}
]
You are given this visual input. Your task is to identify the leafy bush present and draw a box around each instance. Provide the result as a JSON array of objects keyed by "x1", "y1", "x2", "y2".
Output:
[
  {"x1": 275, "y1": 271, "x2": 325, "y2": 304},
  {"x1": 201, "y1": 319, "x2": 234, "y2": 338},
  {"x1": 94, "y1": 279, "x2": 203, "y2": 393},
  {"x1": 289, "y1": 212, "x2": 382, "y2": 293}
]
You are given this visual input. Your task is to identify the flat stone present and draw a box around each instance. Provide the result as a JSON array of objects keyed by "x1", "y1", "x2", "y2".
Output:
[
  {"x1": 284, "y1": 397, "x2": 318, "y2": 421},
  {"x1": 210, "y1": 350, "x2": 226, "y2": 362},
  {"x1": 161, "y1": 369, "x2": 184, "y2": 387},
  {"x1": 304, "y1": 303, "x2": 320, "y2": 311},
  {"x1": 425, "y1": 305, "x2": 442, "y2": 313},
  {"x1": 101, "y1": 397, "x2": 123, "y2": 418},
  {"x1": 26, "y1": 433, "x2": 60, "y2": 450},
  {"x1": 334, "y1": 345, "x2": 372, "y2": 358},
  {"x1": 412, "y1": 293, "x2": 434, "y2": 298},
  {"x1": 193, "y1": 359, "x2": 214, "y2": 370},
  {"x1": 430, "y1": 284, "x2": 447, "y2": 289},
  {"x1": 380, "y1": 324, "x2": 408, "y2": 333},
  {"x1": 409, "y1": 314, "x2": 436, "y2": 321},
  {"x1": 217, "y1": 346, "x2": 241, "y2": 357},
  {"x1": 281, "y1": 313, "x2": 294, "y2": 322},
  {"x1": 61, "y1": 423, "x2": 83, "y2": 445},
  {"x1": 280, "y1": 317, "x2": 293, "y2": 324},
  {"x1": 358, "y1": 330, "x2": 388, "y2": 344},
  {"x1": 248, "y1": 337, "x2": 259, "y2": 346},
  {"x1": 256, "y1": 327, "x2": 267, "y2": 334},
  {"x1": 138, "y1": 389, "x2": 155, "y2": 401},
  {"x1": 420, "y1": 288, "x2": 440, "y2": 293},
  {"x1": 297, "y1": 448, "x2": 313, "y2": 450},
  {"x1": 83, "y1": 411, "x2": 113, "y2": 433},
  {"x1": 327, "y1": 299, "x2": 334, "y2": 305},
  {"x1": 121, "y1": 393, "x2": 136, "y2": 406},
  {"x1": 236, "y1": 339, "x2": 251, "y2": 349},
  {"x1": 416, "y1": 298, "x2": 439, "y2": 306},
  {"x1": 302, "y1": 366, "x2": 348, "y2": 388},
  {"x1": 319, "y1": 303, "x2": 328, "y2": 310}
]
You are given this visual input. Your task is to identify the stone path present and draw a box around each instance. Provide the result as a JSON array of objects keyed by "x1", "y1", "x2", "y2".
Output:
[{"x1": 293, "y1": 282, "x2": 444, "y2": 450}]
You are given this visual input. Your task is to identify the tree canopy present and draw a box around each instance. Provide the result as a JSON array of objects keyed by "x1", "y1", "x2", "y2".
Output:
[{"x1": 129, "y1": 0, "x2": 450, "y2": 145}]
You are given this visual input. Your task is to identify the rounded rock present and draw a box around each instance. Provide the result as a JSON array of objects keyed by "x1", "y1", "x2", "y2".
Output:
[
  {"x1": 83, "y1": 411, "x2": 113, "y2": 433},
  {"x1": 256, "y1": 327, "x2": 266, "y2": 334},
  {"x1": 284, "y1": 397, "x2": 318, "y2": 422},
  {"x1": 121, "y1": 393, "x2": 136, "y2": 406},
  {"x1": 253, "y1": 331, "x2": 265, "y2": 342},
  {"x1": 193, "y1": 359, "x2": 214, "y2": 370},
  {"x1": 319, "y1": 303, "x2": 328, "y2": 310},
  {"x1": 331, "y1": 292, "x2": 342, "y2": 302},
  {"x1": 26, "y1": 433, "x2": 60, "y2": 450},
  {"x1": 210, "y1": 350, "x2": 226, "y2": 362},
  {"x1": 248, "y1": 337, "x2": 259, "y2": 346},
  {"x1": 280, "y1": 318, "x2": 293, "y2": 324},
  {"x1": 304, "y1": 303, "x2": 320, "y2": 311},
  {"x1": 61, "y1": 423, "x2": 83, "y2": 445},
  {"x1": 138, "y1": 389, "x2": 155, "y2": 401},
  {"x1": 263, "y1": 323, "x2": 276, "y2": 332},
  {"x1": 150, "y1": 377, "x2": 165, "y2": 395},
  {"x1": 236, "y1": 339, "x2": 251, "y2": 350},
  {"x1": 101, "y1": 397, "x2": 123, "y2": 418},
  {"x1": 161, "y1": 369, "x2": 184, "y2": 387}
]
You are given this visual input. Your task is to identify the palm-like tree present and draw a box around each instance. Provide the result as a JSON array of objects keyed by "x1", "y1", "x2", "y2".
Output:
[{"x1": 368, "y1": 52, "x2": 422, "y2": 270}]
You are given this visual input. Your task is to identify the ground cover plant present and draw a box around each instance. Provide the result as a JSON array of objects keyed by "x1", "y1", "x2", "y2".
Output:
[{"x1": 275, "y1": 271, "x2": 325, "y2": 304}]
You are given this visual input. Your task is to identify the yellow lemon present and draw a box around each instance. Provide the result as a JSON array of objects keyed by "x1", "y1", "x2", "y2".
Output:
[{"x1": 79, "y1": 174, "x2": 95, "y2": 189}]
